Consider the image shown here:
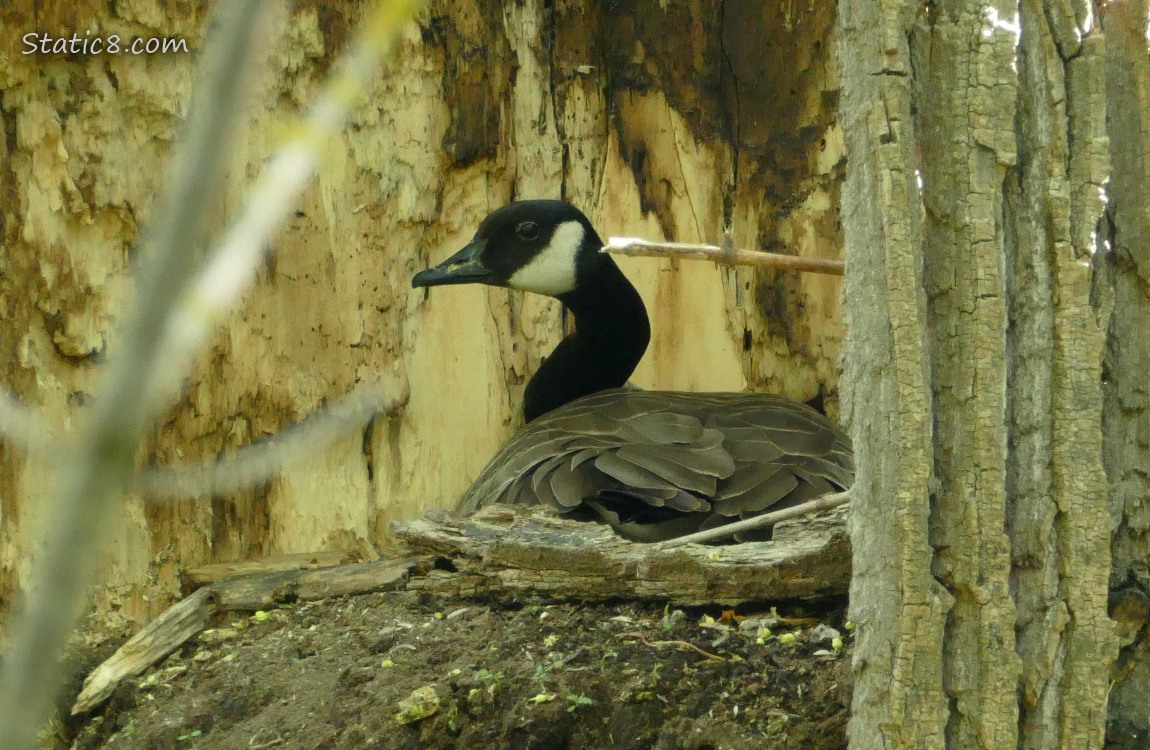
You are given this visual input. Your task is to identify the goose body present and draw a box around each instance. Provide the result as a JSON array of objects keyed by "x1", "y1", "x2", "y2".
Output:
[{"x1": 413, "y1": 201, "x2": 853, "y2": 542}]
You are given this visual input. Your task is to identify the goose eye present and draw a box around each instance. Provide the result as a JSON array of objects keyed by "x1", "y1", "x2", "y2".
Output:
[{"x1": 515, "y1": 221, "x2": 540, "y2": 240}]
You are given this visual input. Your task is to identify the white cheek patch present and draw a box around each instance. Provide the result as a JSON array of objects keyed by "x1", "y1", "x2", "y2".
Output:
[{"x1": 508, "y1": 220, "x2": 583, "y2": 295}]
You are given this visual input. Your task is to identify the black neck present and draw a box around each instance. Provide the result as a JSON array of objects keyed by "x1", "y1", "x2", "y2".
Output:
[{"x1": 523, "y1": 257, "x2": 650, "y2": 421}]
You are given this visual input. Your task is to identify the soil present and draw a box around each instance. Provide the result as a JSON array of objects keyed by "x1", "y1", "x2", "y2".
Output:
[{"x1": 63, "y1": 591, "x2": 852, "y2": 750}]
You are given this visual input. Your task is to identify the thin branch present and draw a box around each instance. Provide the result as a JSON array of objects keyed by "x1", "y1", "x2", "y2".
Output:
[
  {"x1": 148, "y1": 0, "x2": 424, "y2": 409},
  {"x1": 601, "y1": 236, "x2": 846, "y2": 276},
  {"x1": 618, "y1": 631, "x2": 726, "y2": 661},
  {"x1": 0, "y1": 2, "x2": 423, "y2": 746},
  {"x1": 137, "y1": 380, "x2": 408, "y2": 499},
  {"x1": 658, "y1": 490, "x2": 851, "y2": 548},
  {"x1": 0, "y1": 5, "x2": 268, "y2": 747},
  {"x1": 0, "y1": 388, "x2": 54, "y2": 452}
]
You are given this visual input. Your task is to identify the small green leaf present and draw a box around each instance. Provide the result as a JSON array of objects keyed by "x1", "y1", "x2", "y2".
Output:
[{"x1": 566, "y1": 694, "x2": 595, "y2": 712}]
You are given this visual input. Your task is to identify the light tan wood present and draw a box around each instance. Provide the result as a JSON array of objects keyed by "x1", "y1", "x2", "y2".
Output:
[
  {"x1": 601, "y1": 239, "x2": 846, "y2": 276},
  {"x1": 181, "y1": 551, "x2": 356, "y2": 589},
  {"x1": 1, "y1": 2, "x2": 845, "y2": 631},
  {"x1": 71, "y1": 588, "x2": 216, "y2": 715},
  {"x1": 210, "y1": 557, "x2": 421, "y2": 611}
]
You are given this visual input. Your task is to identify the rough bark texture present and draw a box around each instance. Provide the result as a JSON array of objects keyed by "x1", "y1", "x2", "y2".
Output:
[
  {"x1": 1007, "y1": 3, "x2": 1115, "y2": 748},
  {"x1": 837, "y1": 2, "x2": 947, "y2": 747},
  {"x1": 839, "y1": 1, "x2": 1115, "y2": 748},
  {"x1": 0, "y1": 1, "x2": 846, "y2": 625},
  {"x1": 1099, "y1": 1, "x2": 1150, "y2": 746},
  {"x1": 916, "y1": 3, "x2": 1022, "y2": 746}
]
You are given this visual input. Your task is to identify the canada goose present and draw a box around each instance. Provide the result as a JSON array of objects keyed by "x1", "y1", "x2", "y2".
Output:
[{"x1": 412, "y1": 200, "x2": 853, "y2": 542}]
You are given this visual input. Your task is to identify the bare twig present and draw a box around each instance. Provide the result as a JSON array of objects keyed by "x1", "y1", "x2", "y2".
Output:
[
  {"x1": 618, "y1": 631, "x2": 726, "y2": 661},
  {"x1": 137, "y1": 378, "x2": 408, "y2": 499},
  {"x1": 0, "y1": 387, "x2": 54, "y2": 452},
  {"x1": 658, "y1": 490, "x2": 852, "y2": 548},
  {"x1": 602, "y1": 236, "x2": 846, "y2": 276},
  {"x1": 0, "y1": 6, "x2": 269, "y2": 747}
]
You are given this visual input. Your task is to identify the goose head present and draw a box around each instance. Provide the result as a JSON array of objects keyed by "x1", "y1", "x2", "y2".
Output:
[
  {"x1": 414, "y1": 200, "x2": 651, "y2": 421},
  {"x1": 412, "y1": 200, "x2": 603, "y2": 297}
]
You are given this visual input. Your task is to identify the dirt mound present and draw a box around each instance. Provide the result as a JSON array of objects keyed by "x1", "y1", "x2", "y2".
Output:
[{"x1": 67, "y1": 591, "x2": 851, "y2": 749}]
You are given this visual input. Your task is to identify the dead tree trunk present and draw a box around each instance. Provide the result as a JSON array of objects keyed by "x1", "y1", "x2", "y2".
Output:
[
  {"x1": 0, "y1": 0, "x2": 846, "y2": 628},
  {"x1": 837, "y1": 1, "x2": 1116, "y2": 748}
]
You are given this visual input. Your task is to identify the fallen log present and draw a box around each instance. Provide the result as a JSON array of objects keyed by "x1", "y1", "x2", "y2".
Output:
[
  {"x1": 211, "y1": 557, "x2": 421, "y2": 611},
  {"x1": 181, "y1": 550, "x2": 353, "y2": 589},
  {"x1": 391, "y1": 504, "x2": 850, "y2": 606}
]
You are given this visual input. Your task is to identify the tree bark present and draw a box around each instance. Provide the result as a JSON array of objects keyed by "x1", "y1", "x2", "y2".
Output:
[
  {"x1": 918, "y1": 1, "x2": 1022, "y2": 745},
  {"x1": 1098, "y1": 1, "x2": 1150, "y2": 746},
  {"x1": 838, "y1": 1, "x2": 1115, "y2": 748},
  {"x1": 836, "y1": 0, "x2": 948, "y2": 744}
]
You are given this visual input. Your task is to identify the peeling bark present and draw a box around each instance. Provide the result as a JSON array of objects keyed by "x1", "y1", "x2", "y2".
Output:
[
  {"x1": 836, "y1": 1, "x2": 946, "y2": 746},
  {"x1": 917, "y1": 2, "x2": 1021, "y2": 745}
]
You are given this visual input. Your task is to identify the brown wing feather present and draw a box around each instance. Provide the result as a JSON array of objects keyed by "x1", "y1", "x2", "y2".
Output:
[{"x1": 456, "y1": 388, "x2": 853, "y2": 541}]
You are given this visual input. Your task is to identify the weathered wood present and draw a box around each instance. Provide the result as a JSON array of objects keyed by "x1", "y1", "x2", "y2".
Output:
[
  {"x1": 836, "y1": 1, "x2": 947, "y2": 745},
  {"x1": 1100, "y1": 1, "x2": 1150, "y2": 744},
  {"x1": 73, "y1": 501, "x2": 849, "y2": 717},
  {"x1": 181, "y1": 551, "x2": 358, "y2": 589},
  {"x1": 391, "y1": 505, "x2": 850, "y2": 605},
  {"x1": 71, "y1": 587, "x2": 215, "y2": 715},
  {"x1": 210, "y1": 557, "x2": 423, "y2": 611}
]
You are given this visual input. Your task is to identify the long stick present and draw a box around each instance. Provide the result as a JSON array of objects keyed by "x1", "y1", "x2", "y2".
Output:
[
  {"x1": 659, "y1": 490, "x2": 851, "y2": 547},
  {"x1": 602, "y1": 237, "x2": 846, "y2": 276}
]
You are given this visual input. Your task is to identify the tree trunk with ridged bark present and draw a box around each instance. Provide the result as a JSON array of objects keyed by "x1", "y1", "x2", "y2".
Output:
[
  {"x1": 837, "y1": 0, "x2": 1118, "y2": 747},
  {"x1": 1099, "y1": 1, "x2": 1150, "y2": 747}
]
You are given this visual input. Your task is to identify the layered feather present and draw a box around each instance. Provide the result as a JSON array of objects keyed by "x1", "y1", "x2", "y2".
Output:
[{"x1": 457, "y1": 388, "x2": 853, "y2": 541}]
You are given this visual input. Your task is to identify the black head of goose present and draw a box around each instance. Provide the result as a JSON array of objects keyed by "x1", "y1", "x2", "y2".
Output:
[{"x1": 412, "y1": 200, "x2": 853, "y2": 542}]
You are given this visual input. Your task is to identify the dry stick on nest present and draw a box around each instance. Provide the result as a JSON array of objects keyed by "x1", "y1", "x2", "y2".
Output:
[
  {"x1": 659, "y1": 490, "x2": 852, "y2": 548},
  {"x1": 71, "y1": 556, "x2": 423, "y2": 715},
  {"x1": 601, "y1": 236, "x2": 846, "y2": 276}
]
